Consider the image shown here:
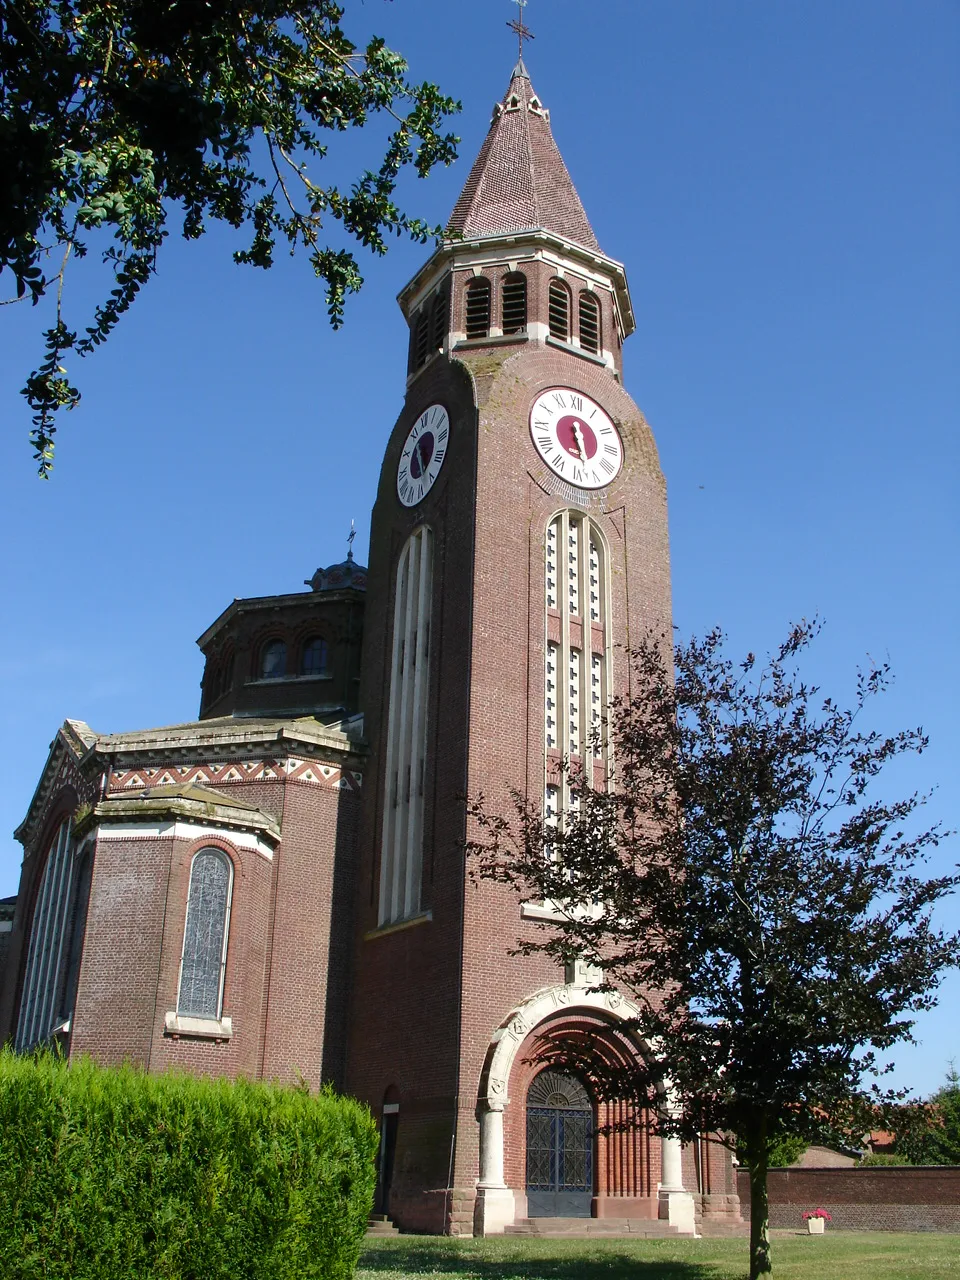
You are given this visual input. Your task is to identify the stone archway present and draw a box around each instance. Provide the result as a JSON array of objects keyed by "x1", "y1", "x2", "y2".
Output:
[{"x1": 473, "y1": 982, "x2": 696, "y2": 1236}]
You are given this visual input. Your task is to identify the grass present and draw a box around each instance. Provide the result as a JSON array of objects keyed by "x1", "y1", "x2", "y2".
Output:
[{"x1": 357, "y1": 1231, "x2": 960, "y2": 1280}]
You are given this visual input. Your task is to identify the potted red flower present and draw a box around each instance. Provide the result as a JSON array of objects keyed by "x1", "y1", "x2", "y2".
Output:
[{"x1": 802, "y1": 1207, "x2": 832, "y2": 1234}]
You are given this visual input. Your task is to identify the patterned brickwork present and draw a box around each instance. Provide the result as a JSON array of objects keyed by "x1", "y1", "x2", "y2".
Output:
[{"x1": 109, "y1": 759, "x2": 361, "y2": 793}]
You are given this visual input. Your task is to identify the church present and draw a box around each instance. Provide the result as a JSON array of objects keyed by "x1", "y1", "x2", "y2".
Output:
[{"x1": 0, "y1": 56, "x2": 740, "y2": 1237}]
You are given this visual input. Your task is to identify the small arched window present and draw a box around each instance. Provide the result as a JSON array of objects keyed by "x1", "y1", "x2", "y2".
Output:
[
  {"x1": 548, "y1": 279, "x2": 571, "y2": 342},
  {"x1": 502, "y1": 273, "x2": 527, "y2": 335},
  {"x1": 579, "y1": 292, "x2": 601, "y2": 355},
  {"x1": 177, "y1": 848, "x2": 233, "y2": 1020},
  {"x1": 465, "y1": 278, "x2": 491, "y2": 340},
  {"x1": 260, "y1": 639, "x2": 286, "y2": 680},
  {"x1": 301, "y1": 636, "x2": 328, "y2": 677},
  {"x1": 219, "y1": 652, "x2": 234, "y2": 699}
]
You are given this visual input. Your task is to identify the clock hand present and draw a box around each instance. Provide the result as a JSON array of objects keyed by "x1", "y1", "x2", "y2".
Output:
[{"x1": 572, "y1": 421, "x2": 588, "y2": 462}]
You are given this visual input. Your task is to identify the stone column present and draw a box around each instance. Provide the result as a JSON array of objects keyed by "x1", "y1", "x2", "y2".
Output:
[
  {"x1": 473, "y1": 1101, "x2": 516, "y2": 1236},
  {"x1": 658, "y1": 1127, "x2": 697, "y2": 1235}
]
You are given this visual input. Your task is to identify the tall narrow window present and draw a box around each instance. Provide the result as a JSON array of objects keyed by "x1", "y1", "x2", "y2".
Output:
[
  {"x1": 548, "y1": 279, "x2": 571, "y2": 342},
  {"x1": 379, "y1": 527, "x2": 434, "y2": 926},
  {"x1": 501, "y1": 273, "x2": 527, "y2": 335},
  {"x1": 544, "y1": 513, "x2": 610, "y2": 808},
  {"x1": 177, "y1": 848, "x2": 233, "y2": 1020},
  {"x1": 15, "y1": 820, "x2": 75, "y2": 1051},
  {"x1": 579, "y1": 292, "x2": 601, "y2": 354},
  {"x1": 465, "y1": 278, "x2": 491, "y2": 339}
]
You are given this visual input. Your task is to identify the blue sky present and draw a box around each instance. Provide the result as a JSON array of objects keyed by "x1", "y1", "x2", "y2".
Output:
[{"x1": 1, "y1": 1, "x2": 957, "y2": 1096}]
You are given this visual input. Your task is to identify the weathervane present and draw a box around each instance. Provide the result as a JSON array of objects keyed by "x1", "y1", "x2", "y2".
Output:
[
  {"x1": 507, "y1": 0, "x2": 534, "y2": 60},
  {"x1": 347, "y1": 519, "x2": 356, "y2": 560}
]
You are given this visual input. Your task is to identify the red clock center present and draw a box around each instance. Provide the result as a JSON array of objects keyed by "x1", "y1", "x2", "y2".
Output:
[{"x1": 557, "y1": 416, "x2": 598, "y2": 460}]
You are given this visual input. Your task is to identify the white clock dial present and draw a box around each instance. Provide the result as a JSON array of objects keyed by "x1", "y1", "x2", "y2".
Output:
[
  {"x1": 397, "y1": 404, "x2": 449, "y2": 507},
  {"x1": 529, "y1": 387, "x2": 623, "y2": 489}
]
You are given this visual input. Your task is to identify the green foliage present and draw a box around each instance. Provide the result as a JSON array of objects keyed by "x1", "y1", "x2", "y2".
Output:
[
  {"x1": 738, "y1": 1128, "x2": 808, "y2": 1168},
  {"x1": 0, "y1": 1048, "x2": 379, "y2": 1279},
  {"x1": 859, "y1": 1152, "x2": 913, "y2": 1166},
  {"x1": 0, "y1": 0, "x2": 460, "y2": 474},
  {"x1": 891, "y1": 1066, "x2": 960, "y2": 1165},
  {"x1": 469, "y1": 622, "x2": 959, "y2": 1279}
]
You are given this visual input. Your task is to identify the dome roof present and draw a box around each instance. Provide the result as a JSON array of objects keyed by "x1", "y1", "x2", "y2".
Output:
[{"x1": 305, "y1": 550, "x2": 367, "y2": 593}]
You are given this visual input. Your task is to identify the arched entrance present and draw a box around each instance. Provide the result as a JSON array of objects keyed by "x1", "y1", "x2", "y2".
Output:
[
  {"x1": 525, "y1": 1069, "x2": 593, "y2": 1217},
  {"x1": 474, "y1": 984, "x2": 697, "y2": 1236}
]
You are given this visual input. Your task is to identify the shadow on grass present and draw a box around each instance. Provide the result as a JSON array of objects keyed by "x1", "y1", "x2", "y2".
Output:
[{"x1": 359, "y1": 1240, "x2": 724, "y2": 1280}]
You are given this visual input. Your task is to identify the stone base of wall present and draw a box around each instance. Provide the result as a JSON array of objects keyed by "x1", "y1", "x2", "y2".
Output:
[{"x1": 700, "y1": 1193, "x2": 742, "y2": 1223}]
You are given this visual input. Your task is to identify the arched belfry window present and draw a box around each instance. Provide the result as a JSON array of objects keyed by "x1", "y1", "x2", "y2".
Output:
[
  {"x1": 579, "y1": 292, "x2": 601, "y2": 355},
  {"x1": 15, "y1": 819, "x2": 76, "y2": 1051},
  {"x1": 545, "y1": 513, "x2": 610, "y2": 819},
  {"x1": 502, "y1": 272, "x2": 527, "y2": 335},
  {"x1": 177, "y1": 848, "x2": 233, "y2": 1020},
  {"x1": 379, "y1": 527, "x2": 434, "y2": 926},
  {"x1": 465, "y1": 278, "x2": 491, "y2": 340},
  {"x1": 548, "y1": 279, "x2": 571, "y2": 342}
]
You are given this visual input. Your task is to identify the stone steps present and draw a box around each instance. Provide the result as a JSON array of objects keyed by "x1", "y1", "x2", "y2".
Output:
[
  {"x1": 366, "y1": 1214, "x2": 400, "y2": 1236},
  {"x1": 504, "y1": 1217, "x2": 685, "y2": 1237}
]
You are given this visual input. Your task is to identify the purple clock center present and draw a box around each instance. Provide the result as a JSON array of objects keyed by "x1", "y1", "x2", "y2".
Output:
[
  {"x1": 557, "y1": 416, "x2": 598, "y2": 461},
  {"x1": 410, "y1": 432, "x2": 435, "y2": 479}
]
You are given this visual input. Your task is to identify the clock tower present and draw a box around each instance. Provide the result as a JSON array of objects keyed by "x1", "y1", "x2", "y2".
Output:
[{"x1": 345, "y1": 59, "x2": 737, "y2": 1235}]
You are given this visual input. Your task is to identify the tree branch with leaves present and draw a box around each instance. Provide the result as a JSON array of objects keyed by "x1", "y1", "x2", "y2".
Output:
[{"x1": 1, "y1": 0, "x2": 459, "y2": 473}]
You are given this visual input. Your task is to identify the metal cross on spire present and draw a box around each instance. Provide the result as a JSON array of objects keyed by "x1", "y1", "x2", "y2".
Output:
[{"x1": 507, "y1": 0, "x2": 534, "y2": 61}]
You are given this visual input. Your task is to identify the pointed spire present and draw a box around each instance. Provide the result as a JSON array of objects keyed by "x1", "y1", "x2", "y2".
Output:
[{"x1": 446, "y1": 65, "x2": 601, "y2": 253}]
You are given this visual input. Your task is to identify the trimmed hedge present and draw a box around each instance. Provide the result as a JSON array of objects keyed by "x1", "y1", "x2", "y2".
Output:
[{"x1": 0, "y1": 1049, "x2": 378, "y2": 1280}]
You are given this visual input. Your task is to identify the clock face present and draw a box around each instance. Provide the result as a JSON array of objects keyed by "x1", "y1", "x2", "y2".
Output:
[
  {"x1": 397, "y1": 403, "x2": 449, "y2": 507},
  {"x1": 529, "y1": 387, "x2": 623, "y2": 489}
]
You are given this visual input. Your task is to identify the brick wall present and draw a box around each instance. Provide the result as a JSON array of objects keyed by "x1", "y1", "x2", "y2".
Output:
[{"x1": 737, "y1": 1166, "x2": 960, "y2": 1232}]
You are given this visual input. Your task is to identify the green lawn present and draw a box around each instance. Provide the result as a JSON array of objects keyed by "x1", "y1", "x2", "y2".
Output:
[{"x1": 357, "y1": 1231, "x2": 960, "y2": 1280}]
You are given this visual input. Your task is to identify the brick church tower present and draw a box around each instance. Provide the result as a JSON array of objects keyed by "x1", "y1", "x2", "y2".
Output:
[
  {"x1": 344, "y1": 59, "x2": 737, "y2": 1234},
  {"x1": 0, "y1": 54, "x2": 740, "y2": 1240}
]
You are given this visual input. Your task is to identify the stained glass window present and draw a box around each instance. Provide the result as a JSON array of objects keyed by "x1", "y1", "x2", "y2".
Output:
[{"x1": 177, "y1": 849, "x2": 232, "y2": 1019}]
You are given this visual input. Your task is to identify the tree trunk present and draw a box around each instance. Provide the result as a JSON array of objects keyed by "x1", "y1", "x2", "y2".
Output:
[{"x1": 748, "y1": 1158, "x2": 772, "y2": 1278}]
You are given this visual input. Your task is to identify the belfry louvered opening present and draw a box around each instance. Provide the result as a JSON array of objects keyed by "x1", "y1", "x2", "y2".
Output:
[
  {"x1": 380, "y1": 527, "x2": 434, "y2": 926},
  {"x1": 548, "y1": 279, "x2": 571, "y2": 342},
  {"x1": 430, "y1": 281, "x2": 449, "y2": 353},
  {"x1": 465, "y1": 278, "x2": 492, "y2": 339},
  {"x1": 544, "y1": 512, "x2": 610, "y2": 821},
  {"x1": 579, "y1": 292, "x2": 601, "y2": 354},
  {"x1": 501, "y1": 273, "x2": 527, "y2": 335}
]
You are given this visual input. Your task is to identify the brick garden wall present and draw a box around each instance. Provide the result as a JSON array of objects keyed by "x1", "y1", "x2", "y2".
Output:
[{"x1": 737, "y1": 1166, "x2": 960, "y2": 1232}]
